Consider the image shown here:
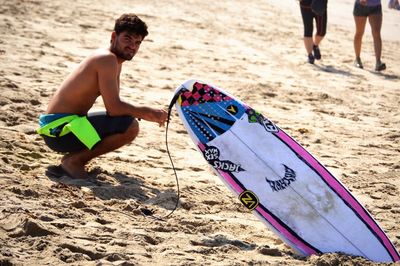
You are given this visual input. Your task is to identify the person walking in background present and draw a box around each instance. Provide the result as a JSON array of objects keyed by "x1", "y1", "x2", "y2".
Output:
[
  {"x1": 299, "y1": 0, "x2": 328, "y2": 64},
  {"x1": 353, "y1": 0, "x2": 386, "y2": 71},
  {"x1": 388, "y1": 0, "x2": 400, "y2": 10}
]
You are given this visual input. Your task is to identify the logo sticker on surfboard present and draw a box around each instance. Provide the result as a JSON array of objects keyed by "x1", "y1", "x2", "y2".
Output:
[
  {"x1": 226, "y1": 105, "x2": 239, "y2": 115},
  {"x1": 265, "y1": 164, "x2": 297, "y2": 192},
  {"x1": 203, "y1": 145, "x2": 245, "y2": 173},
  {"x1": 239, "y1": 190, "x2": 259, "y2": 210},
  {"x1": 246, "y1": 109, "x2": 279, "y2": 133}
]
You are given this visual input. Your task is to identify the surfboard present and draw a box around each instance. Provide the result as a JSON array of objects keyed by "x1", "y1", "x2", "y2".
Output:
[{"x1": 171, "y1": 79, "x2": 400, "y2": 263}]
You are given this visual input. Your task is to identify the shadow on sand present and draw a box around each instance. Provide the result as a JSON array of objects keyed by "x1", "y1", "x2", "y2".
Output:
[
  {"x1": 313, "y1": 64, "x2": 354, "y2": 77},
  {"x1": 45, "y1": 165, "x2": 179, "y2": 213}
]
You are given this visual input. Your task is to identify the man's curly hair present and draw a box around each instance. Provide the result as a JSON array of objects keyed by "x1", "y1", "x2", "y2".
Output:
[{"x1": 114, "y1": 14, "x2": 148, "y2": 38}]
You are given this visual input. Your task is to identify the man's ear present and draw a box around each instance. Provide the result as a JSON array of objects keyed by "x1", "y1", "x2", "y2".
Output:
[{"x1": 110, "y1": 31, "x2": 117, "y2": 43}]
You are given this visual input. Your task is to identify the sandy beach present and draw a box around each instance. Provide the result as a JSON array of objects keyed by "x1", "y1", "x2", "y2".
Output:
[{"x1": 1, "y1": 0, "x2": 399, "y2": 265}]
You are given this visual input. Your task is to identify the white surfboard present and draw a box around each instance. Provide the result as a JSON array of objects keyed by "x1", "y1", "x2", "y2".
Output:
[{"x1": 171, "y1": 79, "x2": 399, "y2": 263}]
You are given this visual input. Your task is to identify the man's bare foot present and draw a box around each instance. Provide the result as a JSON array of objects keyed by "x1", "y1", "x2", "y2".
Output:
[{"x1": 61, "y1": 154, "x2": 89, "y2": 179}]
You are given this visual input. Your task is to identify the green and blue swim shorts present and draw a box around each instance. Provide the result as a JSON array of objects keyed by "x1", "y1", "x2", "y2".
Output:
[{"x1": 37, "y1": 111, "x2": 133, "y2": 152}]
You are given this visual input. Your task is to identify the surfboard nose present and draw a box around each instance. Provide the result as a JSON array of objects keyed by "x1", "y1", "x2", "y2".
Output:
[
  {"x1": 173, "y1": 79, "x2": 199, "y2": 95},
  {"x1": 181, "y1": 79, "x2": 199, "y2": 91}
]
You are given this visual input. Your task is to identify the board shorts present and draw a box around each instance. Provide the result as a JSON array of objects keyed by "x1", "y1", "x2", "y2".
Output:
[
  {"x1": 38, "y1": 111, "x2": 133, "y2": 153},
  {"x1": 353, "y1": 2, "x2": 382, "y2": 16}
]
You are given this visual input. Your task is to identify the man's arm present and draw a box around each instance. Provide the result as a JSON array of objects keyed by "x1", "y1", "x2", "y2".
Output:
[{"x1": 97, "y1": 54, "x2": 167, "y2": 126}]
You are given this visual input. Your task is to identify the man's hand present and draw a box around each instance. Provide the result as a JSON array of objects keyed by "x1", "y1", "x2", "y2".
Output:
[
  {"x1": 127, "y1": 105, "x2": 168, "y2": 127},
  {"x1": 360, "y1": 0, "x2": 367, "y2": 5},
  {"x1": 152, "y1": 108, "x2": 168, "y2": 127}
]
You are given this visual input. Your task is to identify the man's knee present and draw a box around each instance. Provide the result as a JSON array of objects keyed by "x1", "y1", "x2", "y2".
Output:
[{"x1": 124, "y1": 119, "x2": 139, "y2": 142}]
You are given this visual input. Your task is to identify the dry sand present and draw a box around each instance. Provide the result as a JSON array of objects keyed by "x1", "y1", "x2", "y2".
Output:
[{"x1": 0, "y1": 0, "x2": 399, "y2": 265}]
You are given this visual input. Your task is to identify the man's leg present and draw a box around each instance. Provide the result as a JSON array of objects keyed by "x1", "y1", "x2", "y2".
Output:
[{"x1": 62, "y1": 119, "x2": 139, "y2": 178}]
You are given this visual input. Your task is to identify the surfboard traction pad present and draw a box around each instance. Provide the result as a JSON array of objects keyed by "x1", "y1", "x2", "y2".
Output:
[{"x1": 174, "y1": 81, "x2": 400, "y2": 262}]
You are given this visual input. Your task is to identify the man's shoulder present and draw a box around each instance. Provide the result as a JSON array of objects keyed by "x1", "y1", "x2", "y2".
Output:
[{"x1": 89, "y1": 49, "x2": 118, "y2": 65}]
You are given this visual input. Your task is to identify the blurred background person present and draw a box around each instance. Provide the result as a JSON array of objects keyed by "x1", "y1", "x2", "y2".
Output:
[
  {"x1": 299, "y1": 0, "x2": 328, "y2": 64},
  {"x1": 353, "y1": 0, "x2": 386, "y2": 71}
]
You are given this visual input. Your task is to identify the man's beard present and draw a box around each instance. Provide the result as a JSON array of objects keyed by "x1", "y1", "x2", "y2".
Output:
[{"x1": 111, "y1": 42, "x2": 134, "y2": 61}]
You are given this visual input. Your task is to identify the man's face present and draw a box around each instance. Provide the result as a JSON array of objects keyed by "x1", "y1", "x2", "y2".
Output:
[{"x1": 111, "y1": 32, "x2": 143, "y2": 61}]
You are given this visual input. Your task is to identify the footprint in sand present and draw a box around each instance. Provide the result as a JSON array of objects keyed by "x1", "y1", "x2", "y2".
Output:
[
  {"x1": 1, "y1": 215, "x2": 56, "y2": 238},
  {"x1": 190, "y1": 234, "x2": 256, "y2": 251}
]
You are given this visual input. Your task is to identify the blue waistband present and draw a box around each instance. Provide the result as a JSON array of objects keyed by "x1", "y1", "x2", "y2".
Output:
[{"x1": 39, "y1": 113, "x2": 72, "y2": 127}]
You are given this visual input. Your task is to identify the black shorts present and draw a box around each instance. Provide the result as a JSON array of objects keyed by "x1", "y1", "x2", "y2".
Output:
[
  {"x1": 42, "y1": 111, "x2": 134, "y2": 153},
  {"x1": 353, "y1": 2, "x2": 382, "y2": 16}
]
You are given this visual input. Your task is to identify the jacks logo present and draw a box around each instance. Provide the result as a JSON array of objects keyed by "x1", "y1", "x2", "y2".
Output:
[
  {"x1": 265, "y1": 164, "x2": 297, "y2": 192},
  {"x1": 239, "y1": 190, "x2": 259, "y2": 210},
  {"x1": 203, "y1": 146, "x2": 245, "y2": 173}
]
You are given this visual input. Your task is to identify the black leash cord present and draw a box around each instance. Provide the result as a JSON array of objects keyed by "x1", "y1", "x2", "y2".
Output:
[
  {"x1": 161, "y1": 117, "x2": 180, "y2": 219},
  {"x1": 121, "y1": 118, "x2": 180, "y2": 222},
  {"x1": 143, "y1": 89, "x2": 185, "y2": 221}
]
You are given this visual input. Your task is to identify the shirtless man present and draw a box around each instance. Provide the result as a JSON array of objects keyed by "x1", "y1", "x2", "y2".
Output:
[{"x1": 38, "y1": 14, "x2": 168, "y2": 179}]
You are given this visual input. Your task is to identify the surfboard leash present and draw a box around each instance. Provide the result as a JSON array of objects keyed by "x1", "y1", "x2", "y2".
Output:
[{"x1": 140, "y1": 89, "x2": 185, "y2": 221}]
